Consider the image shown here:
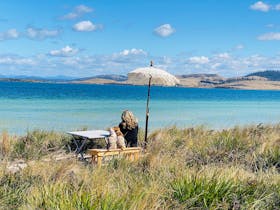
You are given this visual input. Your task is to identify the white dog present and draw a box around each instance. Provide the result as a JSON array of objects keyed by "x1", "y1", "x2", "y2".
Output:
[
  {"x1": 107, "y1": 128, "x2": 117, "y2": 150},
  {"x1": 114, "y1": 127, "x2": 126, "y2": 150}
]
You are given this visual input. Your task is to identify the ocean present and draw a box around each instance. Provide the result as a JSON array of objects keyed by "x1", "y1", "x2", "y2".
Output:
[{"x1": 1, "y1": 81, "x2": 280, "y2": 135}]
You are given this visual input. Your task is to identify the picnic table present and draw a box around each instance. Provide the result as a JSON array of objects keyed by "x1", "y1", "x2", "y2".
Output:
[{"x1": 67, "y1": 130, "x2": 110, "y2": 160}]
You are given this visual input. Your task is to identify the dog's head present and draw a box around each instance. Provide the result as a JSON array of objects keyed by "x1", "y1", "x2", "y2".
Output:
[
  {"x1": 113, "y1": 126, "x2": 123, "y2": 136},
  {"x1": 109, "y1": 127, "x2": 117, "y2": 137}
]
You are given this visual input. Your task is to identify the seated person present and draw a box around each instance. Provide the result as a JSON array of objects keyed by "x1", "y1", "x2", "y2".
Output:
[{"x1": 119, "y1": 110, "x2": 138, "y2": 147}]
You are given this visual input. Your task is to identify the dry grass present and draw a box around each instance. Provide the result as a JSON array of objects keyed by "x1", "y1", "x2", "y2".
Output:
[{"x1": 0, "y1": 124, "x2": 279, "y2": 209}]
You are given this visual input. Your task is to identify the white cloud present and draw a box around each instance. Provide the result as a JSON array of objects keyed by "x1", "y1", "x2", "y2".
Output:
[
  {"x1": 61, "y1": 5, "x2": 93, "y2": 20},
  {"x1": 0, "y1": 56, "x2": 36, "y2": 65},
  {"x1": 211, "y1": 63, "x2": 222, "y2": 69},
  {"x1": 76, "y1": 5, "x2": 93, "y2": 13},
  {"x1": 26, "y1": 27, "x2": 60, "y2": 40},
  {"x1": 235, "y1": 44, "x2": 244, "y2": 50},
  {"x1": 0, "y1": 28, "x2": 60, "y2": 42},
  {"x1": 49, "y1": 46, "x2": 78, "y2": 57},
  {"x1": 258, "y1": 32, "x2": 280, "y2": 40},
  {"x1": 119, "y1": 48, "x2": 147, "y2": 56},
  {"x1": 250, "y1": 1, "x2": 270, "y2": 12},
  {"x1": 73, "y1": 21, "x2": 101, "y2": 32},
  {"x1": 266, "y1": 24, "x2": 275, "y2": 28},
  {"x1": 275, "y1": 4, "x2": 280, "y2": 10},
  {"x1": 0, "y1": 29, "x2": 19, "y2": 41},
  {"x1": 154, "y1": 24, "x2": 175, "y2": 37},
  {"x1": 6, "y1": 29, "x2": 19, "y2": 39},
  {"x1": 183, "y1": 54, "x2": 272, "y2": 76},
  {"x1": 189, "y1": 56, "x2": 209, "y2": 64},
  {"x1": 216, "y1": 53, "x2": 230, "y2": 59},
  {"x1": 62, "y1": 13, "x2": 79, "y2": 20}
]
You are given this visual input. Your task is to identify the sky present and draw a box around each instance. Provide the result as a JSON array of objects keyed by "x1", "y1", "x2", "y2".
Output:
[{"x1": 1, "y1": 0, "x2": 280, "y2": 78}]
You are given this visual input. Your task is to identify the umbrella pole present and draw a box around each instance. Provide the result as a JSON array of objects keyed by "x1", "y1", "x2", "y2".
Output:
[{"x1": 144, "y1": 75, "x2": 152, "y2": 149}]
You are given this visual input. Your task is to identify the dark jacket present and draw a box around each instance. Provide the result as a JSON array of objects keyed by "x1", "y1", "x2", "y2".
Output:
[{"x1": 119, "y1": 123, "x2": 138, "y2": 147}]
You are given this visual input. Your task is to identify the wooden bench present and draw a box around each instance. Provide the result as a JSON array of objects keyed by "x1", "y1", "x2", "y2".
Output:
[{"x1": 87, "y1": 147, "x2": 141, "y2": 168}]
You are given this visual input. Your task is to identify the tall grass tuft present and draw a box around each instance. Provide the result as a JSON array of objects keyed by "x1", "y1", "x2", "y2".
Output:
[
  {"x1": 171, "y1": 168, "x2": 280, "y2": 209},
  {"x1": 11, "y1": 129, "x2": 71, "y2": 160},
  {"x1": 0, "y1": 131, "x2": 11, "y2": 159}
]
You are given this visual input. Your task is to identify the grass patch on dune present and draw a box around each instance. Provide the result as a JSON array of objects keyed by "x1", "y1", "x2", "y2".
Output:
[
  {"x1": 15, "y1": 130, "x2": 71, "y2": 160},
  {"x1": 171, "y1": 170, "x2": 280, "y2": 209},
  {"x1": 0, "y1": 124, "x2": 280, "y2": 209}
]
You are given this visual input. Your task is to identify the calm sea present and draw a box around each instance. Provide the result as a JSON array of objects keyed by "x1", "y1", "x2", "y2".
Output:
[{"x1": 1, "y1": 81, "x2": 280, "y2": 134}]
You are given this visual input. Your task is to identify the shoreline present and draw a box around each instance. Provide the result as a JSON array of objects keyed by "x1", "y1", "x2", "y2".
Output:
[{"x1": 4, "y1": 122, "x2": 280, "y2": 137}]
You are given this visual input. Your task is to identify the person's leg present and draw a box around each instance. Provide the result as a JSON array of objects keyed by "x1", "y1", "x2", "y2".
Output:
[
  {"x1": 126, "y1": 140, "x2": 131, "y2": 147},
  {"x1": 130, "y1": 139, "x2": 138, "y2": 147}
]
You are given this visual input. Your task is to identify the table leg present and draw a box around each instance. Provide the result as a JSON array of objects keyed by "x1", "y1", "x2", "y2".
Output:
[
  {"x1": 73, "y1": 138, "x2": 79, "y2": 153},
  {"x1": 76, "y1": 137, "x2": 88, "y2": 160}
]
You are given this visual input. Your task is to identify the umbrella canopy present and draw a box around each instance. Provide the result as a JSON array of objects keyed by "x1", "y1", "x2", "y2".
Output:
[{"x1": 127, "y1": 64, "x2": 180, "y2": 86}]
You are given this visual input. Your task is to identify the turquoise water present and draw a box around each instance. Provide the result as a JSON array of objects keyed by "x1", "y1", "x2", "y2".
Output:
[{"x1": 1, "y1": 82, "x2": 280, "y2": 134}]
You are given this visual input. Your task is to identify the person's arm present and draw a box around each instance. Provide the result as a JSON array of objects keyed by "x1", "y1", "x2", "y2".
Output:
[
  {"x1": 135, "y1": 126, "x2": 139, "y2": 141},
  {"x1": 119, "y1": 123, "x2": 126, "y2": 136}
]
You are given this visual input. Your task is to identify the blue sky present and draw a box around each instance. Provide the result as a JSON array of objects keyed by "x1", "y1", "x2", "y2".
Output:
[{"x1": 1, "y1": 0, "x2": 280, "y2": 77}]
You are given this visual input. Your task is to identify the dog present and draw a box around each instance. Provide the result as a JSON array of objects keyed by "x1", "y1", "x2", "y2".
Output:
[
  {"x1": 107, "y1": 127, "x2": 117, "y2": 150},
  {"x1": 113, "y1": 126, "x2": 126, "y2": 150}
]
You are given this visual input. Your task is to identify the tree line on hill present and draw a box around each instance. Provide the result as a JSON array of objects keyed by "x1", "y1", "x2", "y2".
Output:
[{"x1": 246, "y1": 70, "x2": 280, "y2": 81}]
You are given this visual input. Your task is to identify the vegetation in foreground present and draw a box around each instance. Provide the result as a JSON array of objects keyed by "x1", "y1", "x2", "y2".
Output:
[{"x1": 0, "y1": 124, "x2": 280, "y2": 209}]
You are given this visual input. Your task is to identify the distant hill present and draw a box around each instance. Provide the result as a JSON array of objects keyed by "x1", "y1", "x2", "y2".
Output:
[
  {"x1": 177, "y1": 74, "x2": 225, "y2": 87},
  {"x1": 246, "y1": 70, "x2": 280, "y2": 81},
  {"x1": 72, "y1": 74, "x2": 127, "y2": 82},
  {"x1": 69, "y1": 74, "x2": 128, "y2": 85},
  {"x1": 0, "y1": 75, "x2": 77, "y2": 82},
  {"x1": 178, "y1": 74, "x2": 221, "y2": 78},
  {"x1": 0, "y1": 78, "x2": 40, "y2": 83}
]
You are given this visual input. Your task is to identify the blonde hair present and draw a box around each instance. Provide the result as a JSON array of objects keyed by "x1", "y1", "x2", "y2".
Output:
[{"x1": 121, "y1": 110, "x2": 138, "y2": 130}]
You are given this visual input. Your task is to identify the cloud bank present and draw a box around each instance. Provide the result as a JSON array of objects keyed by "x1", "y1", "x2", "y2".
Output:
[
  {"x1": 1, "y1": 48, "x2": 280, "y2": 78},
  {"x1": 258, "y1": 32, "x2": 280, "y2": 40}
]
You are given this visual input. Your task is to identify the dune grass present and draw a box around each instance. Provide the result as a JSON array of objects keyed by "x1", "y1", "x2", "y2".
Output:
[{"x1": 0, "y1": 124, "x2": 279, "y2": 209}]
